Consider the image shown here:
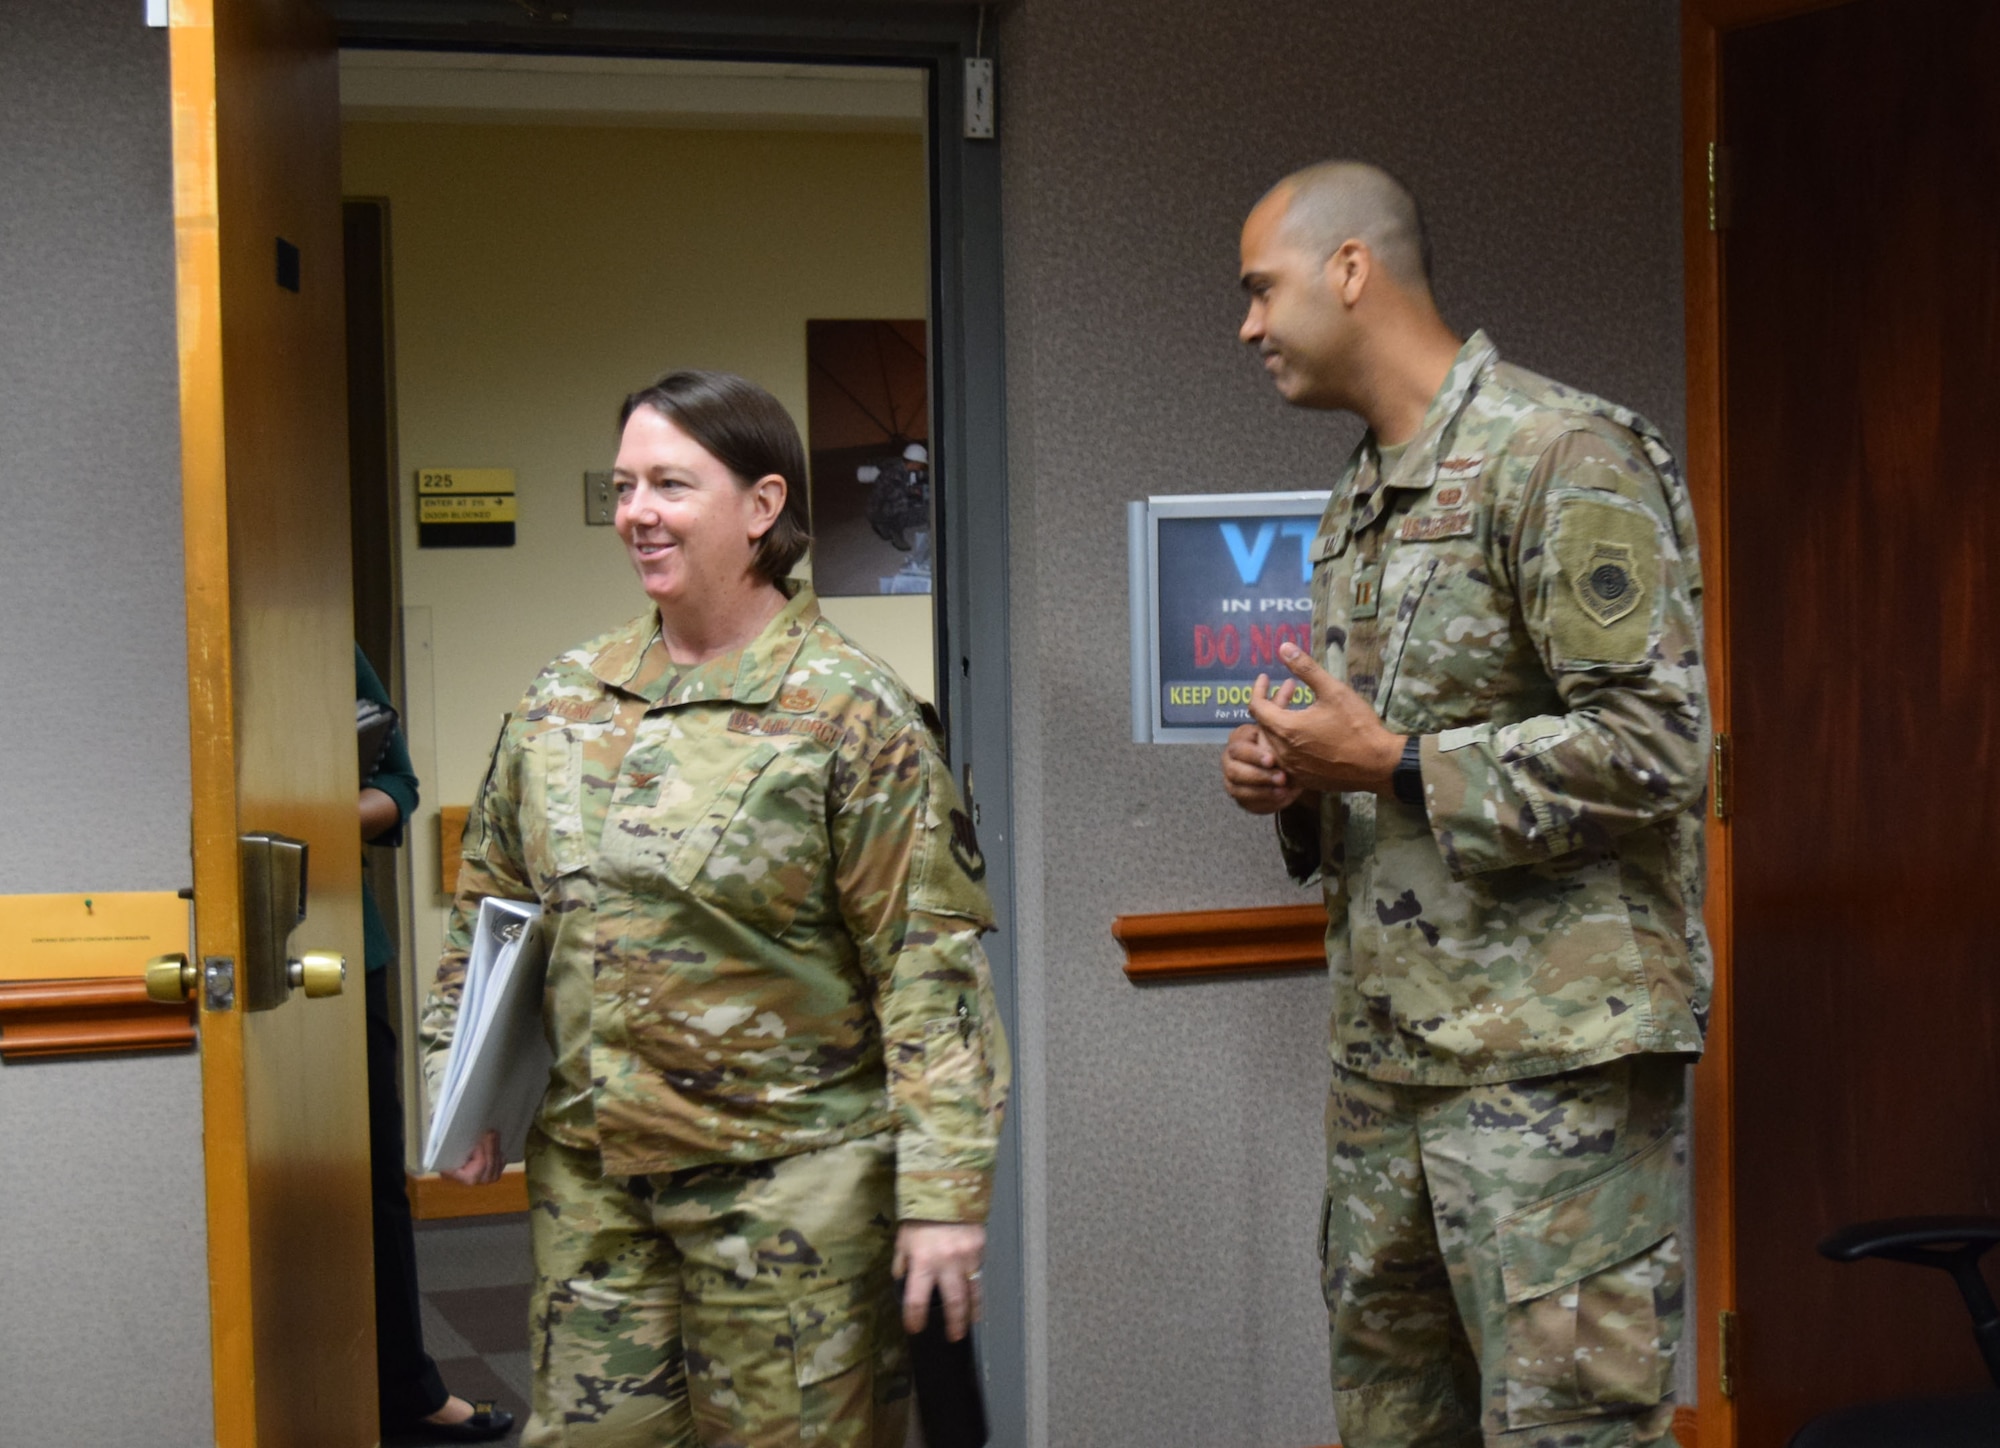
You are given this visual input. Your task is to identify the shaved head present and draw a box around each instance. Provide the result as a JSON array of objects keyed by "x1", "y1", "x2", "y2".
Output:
[{"x1": 1263, "y1": 161, "x2": 1433, "y2": 293}]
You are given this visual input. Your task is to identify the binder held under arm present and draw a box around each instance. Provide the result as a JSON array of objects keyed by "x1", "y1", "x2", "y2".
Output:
[{"x1": 421, "y1": 896, "x2": 553, "y2": 1174}]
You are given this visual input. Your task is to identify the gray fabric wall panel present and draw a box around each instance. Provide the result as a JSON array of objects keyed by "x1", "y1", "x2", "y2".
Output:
[
  {"x1": 998, "y1": 2, "x2": 1685, "y2": 1443},
  {"x1": 0, "y1": 9, "x2": 193, "y2": 888},
  {"x1": 0, "y1": 1053, "x2": 213, "y2": 1447},
  {"x1": 0, "y1": 9, "x2": 212, "y2": 1444}
]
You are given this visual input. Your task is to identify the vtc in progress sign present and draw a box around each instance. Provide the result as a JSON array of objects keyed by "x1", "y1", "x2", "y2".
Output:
[{"x1": 1128, "y1": 492, "x2": 1331, "y2": 743}]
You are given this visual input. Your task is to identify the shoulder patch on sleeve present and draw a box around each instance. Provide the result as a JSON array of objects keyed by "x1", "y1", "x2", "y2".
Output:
[
  {"x1": 909, "y1": 751, "x2": 997, "y2": 928},
  {"x1": 1547, "y1": 495, "x2": 1660, "y2": 665}
]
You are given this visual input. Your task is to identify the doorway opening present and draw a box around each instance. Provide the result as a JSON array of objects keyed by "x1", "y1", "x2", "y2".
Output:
[{"x1": 339, "y1": 43, "x2": 1007, "y2": 1442}]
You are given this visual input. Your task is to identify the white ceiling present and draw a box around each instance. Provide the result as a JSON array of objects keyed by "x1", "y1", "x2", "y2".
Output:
[{"x1": 339, "y1": 50, "x2": 927, "y2": 132}]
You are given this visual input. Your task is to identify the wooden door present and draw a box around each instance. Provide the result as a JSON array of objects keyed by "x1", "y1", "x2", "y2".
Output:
[
  {"x1": 171, "y1": 1, "x2": 375, "y2": 1444},
  {"x1": 1719, "y1": 0, "x2": 2000, "y2": 1439}
]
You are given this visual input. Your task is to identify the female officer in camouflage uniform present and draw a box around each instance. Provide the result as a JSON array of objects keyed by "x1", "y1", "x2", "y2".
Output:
[{"x1": 427, "y1": 370, "x2": 1009, "y2": 1448}]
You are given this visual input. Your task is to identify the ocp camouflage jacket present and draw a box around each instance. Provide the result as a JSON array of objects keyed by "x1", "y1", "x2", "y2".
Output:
[
  {"x1": 1280, "y1": 332, "x2": 1711, "y2": 1085},
  {"x1": 422, "y1": 583, "x2": 1009, "y2": 1222}
]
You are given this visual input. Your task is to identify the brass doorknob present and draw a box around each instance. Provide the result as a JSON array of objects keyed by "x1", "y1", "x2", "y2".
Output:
[
  {"x1": 144, "y1": 952, "x2": 196, "y2": 1003},
  {"x1": 287, "y1": 950, "x2": 346, "y2": 998}
]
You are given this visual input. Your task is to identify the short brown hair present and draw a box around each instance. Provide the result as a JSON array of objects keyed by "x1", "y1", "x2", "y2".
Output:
[{"x1": 618, "y1": 370, "x2": 812, "y2": 583}]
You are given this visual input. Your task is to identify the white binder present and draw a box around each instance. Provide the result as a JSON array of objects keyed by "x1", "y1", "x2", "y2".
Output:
[{"x1": 420, "y1": 896, "x2": 553, "y2": 1174}]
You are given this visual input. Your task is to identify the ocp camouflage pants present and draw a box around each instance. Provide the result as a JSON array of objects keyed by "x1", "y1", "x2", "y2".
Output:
[
  {"x1": 522, "y1": 1129, "x2": 909, "y2": 1448},
  {"x1": 1323, "y1": 1055, "x2": 1687, "y2": 1448}
]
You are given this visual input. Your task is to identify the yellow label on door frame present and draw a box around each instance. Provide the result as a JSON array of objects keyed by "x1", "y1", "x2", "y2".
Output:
[{"x1": 0, "y1": 891, "x2": 191, "y2": 980}]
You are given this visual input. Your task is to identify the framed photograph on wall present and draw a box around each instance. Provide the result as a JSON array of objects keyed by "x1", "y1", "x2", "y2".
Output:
[{"x1": 804, "y1": 319, "x2": 932, "y2": 596}]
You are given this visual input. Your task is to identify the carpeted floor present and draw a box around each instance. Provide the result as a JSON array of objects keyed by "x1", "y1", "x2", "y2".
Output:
[{"x1": 390, "y1": 1214, "x2": 534, "y2": 1445}]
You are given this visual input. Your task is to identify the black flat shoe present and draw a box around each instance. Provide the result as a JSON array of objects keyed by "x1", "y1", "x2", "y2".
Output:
[{"x1": 405, "y1": 1400, "x2": 515, "y2": 1443}]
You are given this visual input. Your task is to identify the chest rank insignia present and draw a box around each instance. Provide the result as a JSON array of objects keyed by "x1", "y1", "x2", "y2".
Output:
[
  {"x1": 1350, "y1": 564, "x2": 1382, "y2": 621},
  {"x1": 1572, "y1": 541, "x2": 1644, "y2": 626}
]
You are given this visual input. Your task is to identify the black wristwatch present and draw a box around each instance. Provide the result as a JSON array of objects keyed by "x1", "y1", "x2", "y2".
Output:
[{"x1": 1390, "y1": 734, "x2": 1425, "y2": 807}]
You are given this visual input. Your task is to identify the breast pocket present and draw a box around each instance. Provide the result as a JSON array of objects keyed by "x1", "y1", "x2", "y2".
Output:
[
  {"x1": 520, "y1": 726, "x2": 596, "y2": 897},
  {"x1": 663, "y1": 741, "x2": 832, "y2": 937},
  {"x1": 1382, "y1": 533, "x2": 1511, "y2": 730}
]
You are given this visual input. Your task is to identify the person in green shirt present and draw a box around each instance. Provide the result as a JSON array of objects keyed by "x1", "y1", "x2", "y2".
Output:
[{"x1": 359, "y1": 644, "x2": 513, "y2": 1443}]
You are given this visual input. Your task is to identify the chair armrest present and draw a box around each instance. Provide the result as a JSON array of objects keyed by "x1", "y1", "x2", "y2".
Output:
[
  {"x1": 1820, "y1": 1216, "x2": 2000, "y2": 1264},
  {"x1": 1821, "y1": 1216, "x2": 2000, "y2": 1389}
]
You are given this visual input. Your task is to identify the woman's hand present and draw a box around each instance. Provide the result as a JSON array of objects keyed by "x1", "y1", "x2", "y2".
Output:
[
  {"x1": 445, "y1": 1128, "x2": 504, "y2": 1186},
  {"x1": 894, "y1": 1221, "x2": 986, "y2": 1341}
]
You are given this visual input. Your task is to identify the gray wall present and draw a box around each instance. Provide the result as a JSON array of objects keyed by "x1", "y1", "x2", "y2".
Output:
[
  {"x1": 0, "y1": 8, "x2": 213, "y2": 1445},
  {"x1": 995, "y1": 2, "x2": 1686, "y2": 1444}
]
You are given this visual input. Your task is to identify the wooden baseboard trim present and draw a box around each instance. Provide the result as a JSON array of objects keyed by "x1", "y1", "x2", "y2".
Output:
[
  {"x1": 1113, "y1": 902, "x2": 1329, "y2": 981},
  {"x1": 0, "y1": 977, "x2": 197, "y2": 1060},
  {"x1": 408, "y1": 1164, "x2": 528, "y2": 1219}
]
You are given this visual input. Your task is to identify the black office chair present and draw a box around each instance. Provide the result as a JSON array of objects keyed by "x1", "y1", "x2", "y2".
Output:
[{"x1": 1788, "y1": 1217, "x2": 2000, "y2": 1446}]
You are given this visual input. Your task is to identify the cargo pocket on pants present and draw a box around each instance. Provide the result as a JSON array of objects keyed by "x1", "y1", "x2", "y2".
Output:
[
  {"x1": 1495, "y1": 1131, "x2": 1682, "y2": 1430},
  {"x1": 790, "y1": 1275, "x2": 905, "y2": 1443},
  {"x1": 685, "y1": 1281, "x2": 879, "y2": 1445}
]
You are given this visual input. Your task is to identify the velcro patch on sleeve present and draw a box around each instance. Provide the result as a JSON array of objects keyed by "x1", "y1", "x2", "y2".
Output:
[
  {"x1": 909, "y1": 751, "x2": 997, "y2": 927},
  {"x1": 1548, "y1": 496, "x2": 1659, "y2": 665}
]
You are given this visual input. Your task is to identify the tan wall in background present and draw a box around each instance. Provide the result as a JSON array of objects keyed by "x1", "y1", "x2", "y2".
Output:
[{"x1": 341, "y1": 121, "x2": 932, "y2": 1013}]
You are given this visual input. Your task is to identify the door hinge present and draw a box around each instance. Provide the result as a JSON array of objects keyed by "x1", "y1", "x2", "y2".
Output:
[
  {"x1": 1708, "y1": 141, "x2": 1734, "y2": 232},
  {"x1": 1711, "y1": 731, "x2": 1732, "y2": 822},
  {"x1": 1718, "y1": 1308, "x2": 1739, "y2": 1398}
]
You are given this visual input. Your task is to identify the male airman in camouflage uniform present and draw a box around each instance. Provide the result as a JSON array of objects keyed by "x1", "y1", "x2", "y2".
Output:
[
  {"x1": 1223, "y1": 162, "x2": 1707, "y2": 1447},
  {"x1": 424, "y1": 580, "x2": 1008, "y2": 1447}
]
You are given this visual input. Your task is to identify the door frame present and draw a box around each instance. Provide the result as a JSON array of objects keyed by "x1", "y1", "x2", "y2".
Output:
[
  {"x1": 1680, "y1": 5, "x2": 1854, "y2": 1446},
  {"x1": 171, "y1": 0, "x2": 377, "y2": 1440},
  {"x1": 329, "y1": 3, "x2": 1025, "y2": 1440}
]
